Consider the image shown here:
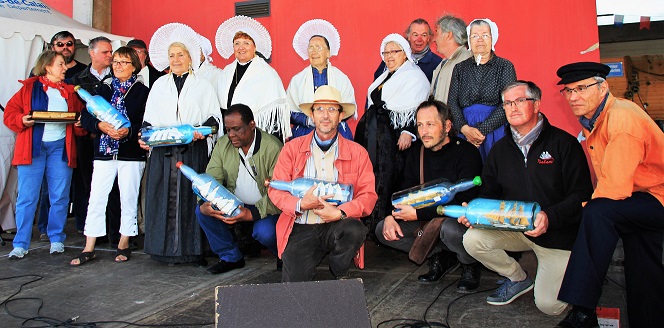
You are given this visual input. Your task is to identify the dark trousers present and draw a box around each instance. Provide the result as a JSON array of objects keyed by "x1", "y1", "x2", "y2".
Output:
[
  {"x1": 558, "y1": 192, "x2": 664, "y2": 328},
  {"x1": 281, "y1": 219, "x2": 367, "y2": 282}
]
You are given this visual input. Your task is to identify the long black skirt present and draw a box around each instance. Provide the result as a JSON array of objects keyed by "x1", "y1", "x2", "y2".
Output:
[{"x1": 143, "y1": 139, "x2": 209, "y2": 264}]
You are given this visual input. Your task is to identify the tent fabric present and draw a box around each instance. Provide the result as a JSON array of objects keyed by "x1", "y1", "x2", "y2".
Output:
[{"x1": 0, "y1": 1, "x2": 132, "y2": 231}]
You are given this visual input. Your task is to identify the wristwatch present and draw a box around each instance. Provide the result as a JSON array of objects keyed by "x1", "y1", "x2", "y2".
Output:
[{"x1": 339, "y1": 210, "x2": 347, "y2": 220}]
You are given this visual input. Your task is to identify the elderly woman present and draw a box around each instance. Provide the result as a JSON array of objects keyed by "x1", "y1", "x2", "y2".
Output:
[
  {"x1": 70, "y1": 47, "x2": 149, "y2": 265},
  {"x1": 287, "y1": 19, "x2": 356, "y2": 140},
  {"x1": 141, "y1": 23, "x2": 221, "y2": 264},
  {"x1": 447, "y1": 18, "x2": 516, "y2": 160},
  {"x1": 215, "y1": 16, "x2": 289, "y2": 142},
  {"x1": 4, "y1": 50, "x2": 85, "y2": 259},
  {"x1": 355, "y1": 33, "x2": 430, "y2": 234}
]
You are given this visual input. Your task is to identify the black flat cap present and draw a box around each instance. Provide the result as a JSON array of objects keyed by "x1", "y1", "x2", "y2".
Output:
[
  {"x1": 126, "y1": 39, "x2": 147, "y2": 49},
  {"x1": 556, "y1": 62, "x2": 610, "y2": 85}
]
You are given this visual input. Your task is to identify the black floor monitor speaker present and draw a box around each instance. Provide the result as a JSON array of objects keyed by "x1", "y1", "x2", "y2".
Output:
[{"x1": 215, "y1": 278, "x2": 371, "y2": 328}]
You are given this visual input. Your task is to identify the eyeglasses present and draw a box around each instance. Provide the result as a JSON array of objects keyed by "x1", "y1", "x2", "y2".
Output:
[
  {"x1": 313, "y1": 106, "x2": 341, "y2": 113},
  {"x1": 381, "y1": 49, "x2": 403, "y2": 57},
  {"x1": 502, "y1": 97, "x2": 535, "y2": 109},
  {"x1": 559, "y1": 82, "x2": 600, "y2": 97},
  {"x1": 54, "y1": 41, "x2": 74, "y2": 47},
  {"x1": 470, "y1": 34, "x2": 491, "y2": 41},
  {"x1": 308, "y1": 45, "x2": 327, "y2": 53},
  {"x1": 112, "y1": 61, "x2": 132, "y2": 67}
]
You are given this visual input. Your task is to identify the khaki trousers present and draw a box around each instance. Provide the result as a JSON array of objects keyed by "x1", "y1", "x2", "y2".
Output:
[{"x1": 463, "y1": 229, "x2": 569, "y2": 315}]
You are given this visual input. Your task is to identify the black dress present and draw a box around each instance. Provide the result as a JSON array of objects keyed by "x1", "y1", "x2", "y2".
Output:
[{"x1": 355, "y1": 72, "x2": 414, "y2": 233}]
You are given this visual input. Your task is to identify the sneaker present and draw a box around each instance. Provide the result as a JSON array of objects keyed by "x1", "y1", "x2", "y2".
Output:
[
  {"x1": 40, "y1": 233, "x2": 49, "y2": 242},
  {"x1": 9, "y1": 247, "x2": 28, "y2": 259},
  {"x1": 486, "y1": 275, "x2": 534, "y2": 305},
  {"x1": 50, "y1": 242, "x2": 65, "y2": 254},
  {"x1": 418, "y1": 251, "x2": 460, "y2": 283}
]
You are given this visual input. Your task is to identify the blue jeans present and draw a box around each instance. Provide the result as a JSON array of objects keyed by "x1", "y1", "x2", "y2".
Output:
[
  {"x1": 37, "y1": 177, "x2": 49, "y2": 234},
  {"x1": 195, "y1": 204, "x2": 278, "y2": 262},
  {"x1": 14, "y1": 138, "x2": 73, "y2": 249}
]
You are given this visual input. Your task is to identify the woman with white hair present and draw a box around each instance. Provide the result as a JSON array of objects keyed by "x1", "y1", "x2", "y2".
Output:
[
  {"x1": 215, "y1": 15, "x2": 289, "y2": 142},
  {"x1": 447, "y1": 18, "x2": 516, "y2": 161},
  {"x1": 140, "y1": 23, "x2": 221, "y2": 264},
  {"x1": 355, "y1": 33, "x2": 430, "y2": 234}
]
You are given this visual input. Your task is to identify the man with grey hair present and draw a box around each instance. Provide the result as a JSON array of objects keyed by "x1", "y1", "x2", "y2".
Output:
[
  {"x1": 459, "y1": 80, "x2": 592, "y2": 315},
  {"x1": 373, "y1": 18, "x2": 442, "y2": 82},
  {"x1": 430, "y1": 15, "x2": 472, "y2": 104}
]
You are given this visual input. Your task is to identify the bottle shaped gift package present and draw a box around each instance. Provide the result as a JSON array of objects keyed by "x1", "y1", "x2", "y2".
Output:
[
  {"x1": 391, "y1": 176, "x2": 482, "y2": 209},
  {"x1": 437, "y1": 198, "x2": 540, "y2": 231},
  {"x1": 140, "y1": 125, "x2": 217, "y2": 147},
  {"x1": 176, "y1": 162, "x2": 243, "y2": 217},
  {"x1": 269, "y1": 178, "x2": 353, "y2": 205},
  {"x1": 74, "y1": 86, "x2": 131, "y2": 129}
]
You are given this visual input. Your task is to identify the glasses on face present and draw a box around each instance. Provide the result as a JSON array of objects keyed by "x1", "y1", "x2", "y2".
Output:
[
  {"x1": 54, "y1": 41, "x2": 74, "y2": 47},
  {"x1": 502, "y1": 97, "x2": 535, "y2": 109},
  {"x1": 313, "y1": 106, "x2": 341, "y2": 113},
  {"x1": 308, "y1": 45, "x2": 327, "y2": 53},
  {"x1": 559, "y1": 82, "x2": 600, "y2": 97},
  {"x1": 112, "y1": 60, "x2": 132, "y2": 67},
  {"x1": 470, "y1": 34, "x2": 491, "y2": 41},
  {"x1": 381, "y1": 49, "x2": 403, "y2": 57}
]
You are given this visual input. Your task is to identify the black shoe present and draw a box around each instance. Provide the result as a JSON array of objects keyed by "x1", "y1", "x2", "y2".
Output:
[
  {"x1": 555, "y1": 308, "x2": 599, "y2": 328},
  {"x1": 418, "y1": 251, "x2": 459, "y2": 283},
  {"x1": 457, "y1": 263, "x2": 481, "y2": 293},
  {"x1": 206, "y1": 258, "x2": 246, "y2": 274},
  {"x1": 276, "y1": 259, "x2": 283, "y2": 272}
]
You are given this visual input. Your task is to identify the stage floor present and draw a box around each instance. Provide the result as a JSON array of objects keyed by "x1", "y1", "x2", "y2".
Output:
[{"x1": 1, "y1": 219, "x2": 629, "y2": 327}]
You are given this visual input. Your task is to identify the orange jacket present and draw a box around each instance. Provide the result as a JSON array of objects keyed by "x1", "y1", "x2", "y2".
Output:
[
  {"x1": 268, "y1": 132, "x2": 377, "y2": 257},
  {"x1": 583, "y1": 93, "x2": 664, "y2": 205},
  {"x1": 3, "y1": 77, "x2": 86, "y2": 167}
]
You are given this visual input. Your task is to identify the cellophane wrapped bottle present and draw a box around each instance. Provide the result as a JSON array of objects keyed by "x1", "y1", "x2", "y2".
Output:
[
  {"x1": 269, "y1": 178, "x2": 353, "y2": 205},
  {"x1": 74, "y1": 86, "x2": 130, "y2": 129},
  {"x1": 176, "y1": 161, "x2": 243, "y2": 217},
  {"x1": 140, "y1": 124, "x2": 217, "y2": 147}
]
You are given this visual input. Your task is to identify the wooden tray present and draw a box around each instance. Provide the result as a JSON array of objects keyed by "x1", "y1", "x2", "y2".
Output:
[{"x1": 30, "y1": 111, "x2": 79, "y2": 123}]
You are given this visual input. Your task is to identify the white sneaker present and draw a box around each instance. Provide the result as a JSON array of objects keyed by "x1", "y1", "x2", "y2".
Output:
[
  {"x1": 9, "y1": 247, "x2": 28, "y2": 259},
  {"x1": 50, "y1": 242, "x2": 65, "y2": 254}
]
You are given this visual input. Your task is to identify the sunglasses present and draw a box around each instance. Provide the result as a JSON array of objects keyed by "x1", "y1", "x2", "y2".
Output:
[{"x1": 54, "y1": 41, "x2": 74, "y2": 47}]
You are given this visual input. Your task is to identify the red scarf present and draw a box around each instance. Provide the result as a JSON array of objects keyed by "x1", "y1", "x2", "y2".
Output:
[{"x1": 39, "y1": 75, "x2": 69, "y2": 100}]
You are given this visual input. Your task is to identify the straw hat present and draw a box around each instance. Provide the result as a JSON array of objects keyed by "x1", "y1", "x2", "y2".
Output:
[
  {"x1": 215, "y1": 15, "x2": 272, "y2": 59},
  {"x1": 299, "y1": 85, "x2": 356, "y2": 120},
  {"x1": 148, "y1": 22, "x2": 201, "y2": 72},
  {"x1": 292, "y1": 19, "x2": 340, "y2": 60}
]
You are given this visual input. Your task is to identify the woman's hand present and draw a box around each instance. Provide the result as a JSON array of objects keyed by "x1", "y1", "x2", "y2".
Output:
[
  {"x1": 137, "y1": 135, "x2": 150, "y2": 151},
  {"x1": 22, "y1": 114, "x2": 34, "y2": 127},
  {"x1": 460, "y1": 125, "x2": 485, "y2": 147},
  {"x1": 397, "y1": 132, "x2": 413, "y2": 151},
  {"x1": 193, "y1": 131, "x2": 205, "y2": 140}
]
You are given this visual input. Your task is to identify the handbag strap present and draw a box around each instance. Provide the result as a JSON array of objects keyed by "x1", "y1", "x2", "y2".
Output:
[{"x1": 420, "y1": 144, "x2": 425, "y2": 184}]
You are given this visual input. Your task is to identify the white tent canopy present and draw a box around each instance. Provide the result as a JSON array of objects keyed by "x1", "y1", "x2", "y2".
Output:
[{"x1": 0, "y1": 0, "x2": 133, "y2": 106}]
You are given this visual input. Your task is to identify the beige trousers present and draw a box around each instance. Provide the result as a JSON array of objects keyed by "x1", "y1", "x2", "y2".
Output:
[{"x1": 463, "y1": 229, "x2": 570, "y2": 315}]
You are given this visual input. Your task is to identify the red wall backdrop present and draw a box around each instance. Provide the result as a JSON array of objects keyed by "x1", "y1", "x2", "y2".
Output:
[{"x1": 45, "y1": 0, "x2": 599, "y2": 136}]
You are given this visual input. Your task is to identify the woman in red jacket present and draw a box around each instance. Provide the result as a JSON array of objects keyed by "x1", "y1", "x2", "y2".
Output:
[{"x1": 3, "y1": 50, "x2": 85, "y2": 259}]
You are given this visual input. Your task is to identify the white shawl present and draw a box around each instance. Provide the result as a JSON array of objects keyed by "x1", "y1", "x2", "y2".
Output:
[
  {"x1": 367, "y1": 60, "x2": 430, "y2": 128},
  {"x1": 217, "y1": 57, "x2": 290, "y2": 140},
  {"x1": 196, "y1": 61, "x2": 224, "y2": 108},
  {"x1": 286, "y1": 63, "x2": 357, "y2": 118}
]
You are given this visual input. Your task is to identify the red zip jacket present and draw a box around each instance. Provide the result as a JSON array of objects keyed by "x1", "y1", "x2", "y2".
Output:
[{"x1": 3, "y1": 77, "x2": 85, "y2": 167}]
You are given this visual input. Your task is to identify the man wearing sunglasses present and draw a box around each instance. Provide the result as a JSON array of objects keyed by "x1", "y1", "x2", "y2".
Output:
[
  {"x1": 555, "y1": 62, "x2": 664, "y2": 328},
  {"x1": 50, "y1": 31, "x2": 87, "y2": 79}
]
